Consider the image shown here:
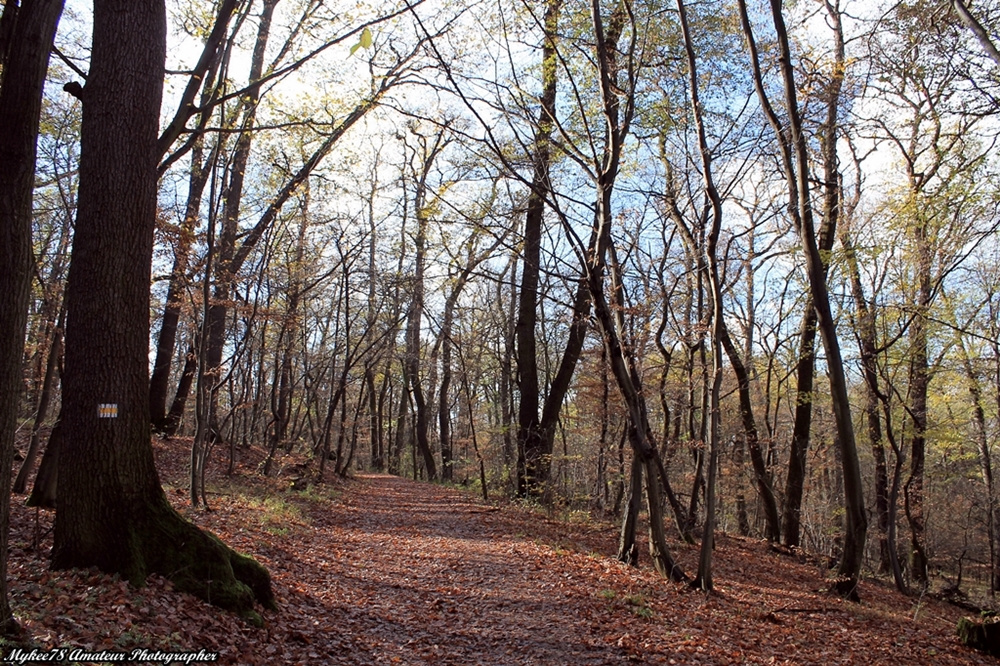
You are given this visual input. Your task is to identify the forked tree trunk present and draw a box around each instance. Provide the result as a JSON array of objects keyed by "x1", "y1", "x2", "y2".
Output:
[
  {"x1": 617, "y1": 449, "x2": 642, "y2": 566},
  {"x1": 149, "y1": 131, "x2": 214, "y2": 430},
  {"x1": 515, "y1": 0, "x2": 592, "y2": 500},
  {"x1": 54, "y1": 0, "x2": 273, "y2": 619}
]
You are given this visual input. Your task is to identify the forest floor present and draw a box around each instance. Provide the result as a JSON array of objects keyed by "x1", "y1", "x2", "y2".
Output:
[{"x1": 5, "y1": 437, "x2": 997, "y2": 665}]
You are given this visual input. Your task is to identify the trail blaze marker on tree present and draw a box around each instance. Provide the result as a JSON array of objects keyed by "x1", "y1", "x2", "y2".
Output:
[{"x1": 98, "y1": 404, "x2": 118, "y2": 418}]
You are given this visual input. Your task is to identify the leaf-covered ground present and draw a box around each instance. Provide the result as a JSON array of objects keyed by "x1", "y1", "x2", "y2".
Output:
[{"x1": 6, "y1": 438, "x2": 995, "y2": 664}]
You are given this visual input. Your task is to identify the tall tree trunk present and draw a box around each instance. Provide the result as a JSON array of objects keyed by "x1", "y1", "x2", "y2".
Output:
[
  {"x1": 499, "y1": 257, "x2": 517, "y2": 482},
  {"x1": 959, "y1": 336, "x2": 1000, "y2": 592},
  {"x1": 164, "y1": 344, "x2": 197, "y2": 436},
  {"x1": 739, "y1": 0, "x2": 866, "y2": 598},
  {"x1": 365, "y1": 170, "x2": 383, "y2": 471},
  {"x1": 204, "y1": 0, "x2": 279, "y2": 435},
  {"x1": 400, "y1": 127, "x2": 450, "y2": 482},
  {"x1": 781, "y1": 0, "x2": 845, "y2": 550},
  {"x1": 263, "y1": 192, "x2": 309, "y2": 476},
  {"x1": 437, "y1": 229, "x2": 508, "y2": 482},
  {"x1": 53, "y1": 0, "x2": 272, "y2": 617},
  {"x1": 149, "y1": 133, "x2": 214, "y2": 430},
  {"x1": 783, "y1": 302, "x2": 817, "y2": 547},
  {"x1": 149, "y1": 18, "x2": 229, "y2": 430},
  {"x1": 0, "y1": 0, "x2": 65, "y2": 636},
  {"x1": 516, "y1": 0, "x2": 567, "y2": 498},
  {"x1": 718, "y1": 318, "x2": 780, "y2": 541},
  {"x1": 579, "y1": 0, "x2": 686, "y2": 582},
  {"x1": 905, "y1": 227, "x2": 932, "y2": 586},
  {"x1": 617, "y1": 450, "x2": 642, "y2": 566},
  {"x1": 841, "y1": 228, "x2": 893, "y2": 574}
]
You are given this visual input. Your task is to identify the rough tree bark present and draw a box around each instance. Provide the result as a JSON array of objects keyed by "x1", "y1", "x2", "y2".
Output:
[
  {"x1": 53, "y1": 0, "x2": 274, "y2": 620},
  {"x1": 0, "y1": 0, "x2": 65, "y2": 637}
]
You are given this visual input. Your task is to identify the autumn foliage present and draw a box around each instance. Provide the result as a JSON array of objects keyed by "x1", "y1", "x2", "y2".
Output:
[{"x1": 2, "y1": 439, "x2": 992, "y2": 664}]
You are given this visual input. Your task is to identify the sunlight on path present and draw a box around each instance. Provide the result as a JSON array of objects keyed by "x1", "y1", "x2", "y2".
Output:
[{"x1": 289, "y1": 474, "x2": 631, "y2": 665}]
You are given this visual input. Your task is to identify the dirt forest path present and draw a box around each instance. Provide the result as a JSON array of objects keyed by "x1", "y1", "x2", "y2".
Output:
[
  {"x1": 8, "y1": 464, "x2": 995, "y2": 665},
  {"x1": 262, "y1": 474, "x2": 632, "y2": 664},
  {"x1": 235, "y1": 474, "x2": 989, "y2": 665}
]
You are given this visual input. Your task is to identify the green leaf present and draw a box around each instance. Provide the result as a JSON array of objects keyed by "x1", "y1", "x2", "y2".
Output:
[{"x1": 349, "y1": 27, "x2": 373, "y2": 57}]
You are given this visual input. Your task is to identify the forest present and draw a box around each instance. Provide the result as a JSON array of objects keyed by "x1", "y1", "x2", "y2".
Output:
[{"x1": 2, "y1": 0, "x2": 1000, "y2": 661}]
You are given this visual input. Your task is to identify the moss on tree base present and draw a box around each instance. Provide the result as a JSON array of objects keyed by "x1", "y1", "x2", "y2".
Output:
[
  {"x1": 54, "y1": 493, "x2": 276, "y2": 623},
  {"x1": 139, "y1": 498, "x2": 277, "y2": 621},
  {"x1": 957, "y1": 614, "x2": 1000, "y2": 657}
]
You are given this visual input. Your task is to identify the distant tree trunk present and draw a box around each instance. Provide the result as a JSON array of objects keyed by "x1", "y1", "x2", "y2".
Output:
[
  {"x1": 437, "y1": 229, "x2": 507, "y2": 482},
  {"x1": 203, "y1": 0, "x2": 279, "y2": 433},
  {"x1": 0, "y1": 0, "x2": 65, "y2": 636},
  {"x1": 163, "y1": 344, "x2": 197, "y2": 436},
  {"x1": 841, "y1": 228, "x2": 893, "y2": 574},
  {"x1": 783, "y1": 302, "x2": 818, "y2": 547},
  {"x1": 53, "y1": 0, "x2": 273, "y2": 617},
  {"x1": 718, "y1": 318, "x2": 779, "y2": 541},
  {"x1": 959, "y1": 337, "x2": 1000, "y2": 592},
  {"x1": 365, "y1": 173, "x2": 384, "y2": 471},
  {"x1": 15, "y1": 172, "x2": 71, "y2": 494},
  {"x1": 26, "y1": 421, "x2": 60, "y2": 510},
  {"x1": 733, "y1": 436, "x2": 751, "y2": 536},
  {"x1": 400, "y1": 127, "x2": 446, "y2": 482},
  {"x1": 782, "y1": 0, "x2": 844, "y2": 550},
  {"x1": 190, "y1": 200, "x2": 215, "y2": 507},
  {"x1": 597, "y1": 345, "x2": 611, "y2": 511},
  {"x1": 263, "y1": 192, "x2": 309, "y2": 476},
  {"x1": 500, "y1": 259, "x2": 517, "y2": 479},
  {"x1": 149, "y1": 120, "x2": 218, "y2": 429},
  {"x1": 617, "y1": 451, "x2": 642, "y2": 566},
  {"x1": 367, "y1": 369, "x2": 382, "y2": 470},
  {"x1": 14, "y1": 307, "x2": 64, "y2": 494}
]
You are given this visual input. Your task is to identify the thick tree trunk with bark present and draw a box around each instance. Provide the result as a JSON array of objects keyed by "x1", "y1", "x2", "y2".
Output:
[
  {"x1": 0, "y1": 0, "x2": 65, "y2": 636},
  {"x1": 53, "y1": 0, "x2": 273, "y2": 620}
]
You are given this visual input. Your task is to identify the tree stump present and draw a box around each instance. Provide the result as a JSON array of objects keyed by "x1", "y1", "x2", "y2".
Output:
[{"x1": 957, "y1": 614, "x2": 1000, "y2": 656}]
